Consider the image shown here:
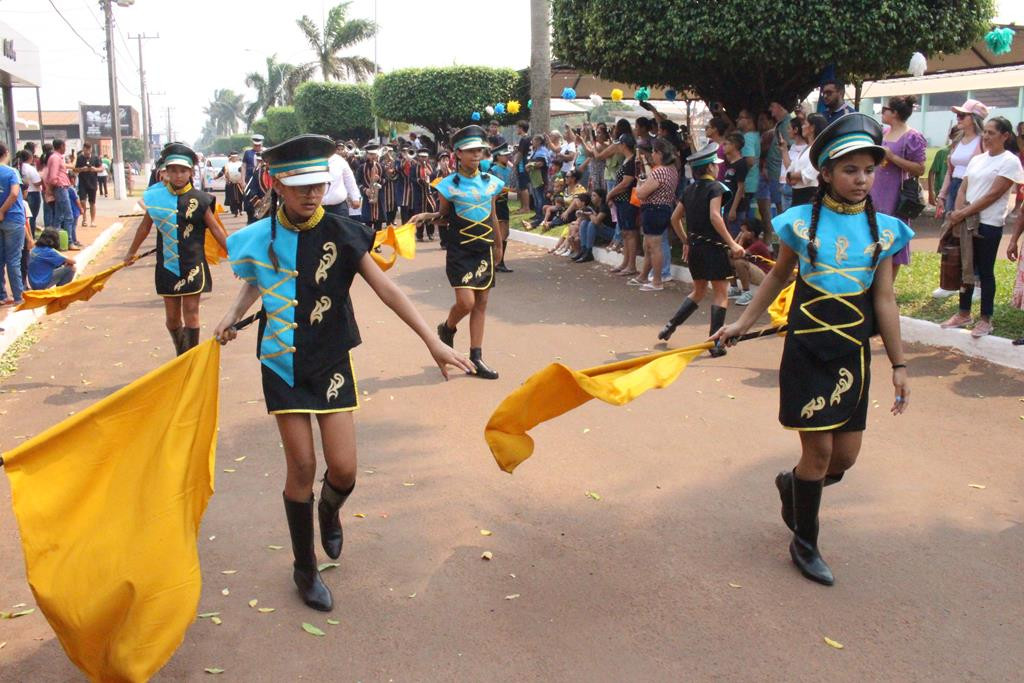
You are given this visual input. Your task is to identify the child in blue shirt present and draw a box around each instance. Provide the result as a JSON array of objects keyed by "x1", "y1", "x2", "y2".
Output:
[
  {"x1": 28, "y1": 229, "x2": 76, "y2": 289},
  {"x1": 67, "y1": 186, "x2": 84, "y2": 248}
]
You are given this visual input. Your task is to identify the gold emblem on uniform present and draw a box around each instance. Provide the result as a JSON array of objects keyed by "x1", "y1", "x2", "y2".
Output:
[
  {"x1": 326, "y1": 372, "x2": 346, "y2": 401},
  {"x1": 182, "y1": 224, "x2": 193, "y2": 240},
  {"x1": 186, "y1": 265, "x2": 200, "y2": 283},
  {"x1": 310, "y1": 296, "x2": 332, "y2": 325},
  {"x1": 475, "y1": 259, "x2": 488, "y2": 278},
  {"x1": 834, "y1": 236, "x2": 849, "y2": 265},
  {"x1": 801, "y1": 396, "x2": 826, "y2": 419},
  {"x1": 830, "y1": 368, "x2": 853, "y2": 405},
  {"x1": 185, "y1": 197, "x2": 199, "y2": 220},
  {"x1": 462, "y1": 271, "x2": 473, "y2": 284},
  {"x1": 316, "y1": 242, "x2": 337, "y2": 284}
]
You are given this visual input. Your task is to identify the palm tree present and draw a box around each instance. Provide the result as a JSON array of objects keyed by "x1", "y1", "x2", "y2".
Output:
[
  {"x1": 529, "y1": 0, "x2": 551, "y2": 135},
  {"x1": 203, "y1": 89, "x2": 246, "y2": 136},
  {"x1": 296, "y1": 2, "x2": 377, "y2": 82},
  {"x1": 245, "y1": 56, "x2": 316, "y2": 122}
]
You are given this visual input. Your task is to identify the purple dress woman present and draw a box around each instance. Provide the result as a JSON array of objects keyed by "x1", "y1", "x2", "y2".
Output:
[{"x1": 870, "y1": 127, "x2": 927, "y2": 265}]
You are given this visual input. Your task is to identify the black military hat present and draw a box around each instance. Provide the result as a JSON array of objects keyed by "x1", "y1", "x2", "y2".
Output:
[
  {"x1": 686, "y1": 142, "x2": 720, "y2": 168},
  {"x1": 450, "y1": 125, "x2": 489, "y2": 151},
  {"x1": 491, "y1": 143, "x2": 513, "y2": 157},
  {"x1": 161, "y1": 142, "x2": 198, "y2": 168},
  {"x1": 363, "y1": 141, "x2": 381, "y2": 153},
  {"x1": 808, "y1": 112, "x2": 885, "y2": 170},
  {"x1": 262, "y1": 134, "x2": 335, "y2": 186}
]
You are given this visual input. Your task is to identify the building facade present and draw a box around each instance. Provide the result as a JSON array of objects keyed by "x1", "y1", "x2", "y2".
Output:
[{"x1": 0, "y1": 21, "x2": 41, "y2": 150}]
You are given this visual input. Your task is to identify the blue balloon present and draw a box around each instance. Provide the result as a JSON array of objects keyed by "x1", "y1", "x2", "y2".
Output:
[
  {"x1": 495, "y1": 103, "x2": 506, "y2": 115},
  {"x1": 471, "y1": 111, "x2": 481, "y2": 121},
  {"x1": 561, "y1": 87, "x2": 577, "y2": 100},
  {"x1": 665, "y1": 89, "x2": 677, "y2": 102}
]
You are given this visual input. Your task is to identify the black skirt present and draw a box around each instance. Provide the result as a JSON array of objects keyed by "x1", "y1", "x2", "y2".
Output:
[
  {"x1": 446, "y1": 247, "x2": 494, "y2": 290},
  {"x1": 779, "y1": 335, "x2": 870, "y2": 432},
  {"x1": 495, "y1": 197, "x2": 510, "y2": 221},
  {"x1": 687, "y1": 240, "x2": 733, "y2": 282},
  {"x1": 262, "y1": 351, "x2": 359, "y2": 414},
  {"x1": 155, "y1": 261, "x2": 212, "y2": 297}
]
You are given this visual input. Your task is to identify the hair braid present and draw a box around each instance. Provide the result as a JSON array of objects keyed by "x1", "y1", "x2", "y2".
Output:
[
  {"x1": 267, "y1": 191, "x2": 279, "y2": 272},
  {"x1": 864, "y1": 194, "x2": 882, "y2": 267},
  {"x1": 807, "y1": 183, "x2": 827, "y2": 267}
]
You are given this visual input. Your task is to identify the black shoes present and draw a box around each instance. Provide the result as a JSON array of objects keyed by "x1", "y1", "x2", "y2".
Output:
[
  {"x1": 437, "y1": 321, "x2": 456, "y2": 348},
  {"x1": 788, "y1": 474, "x2": 834, "y2": 586},
  {"x1": 184, "y1": 327, "x2": 200, "y2": 352},
  {"x1": 496, "y1": 262, "x2": 513, "y2": 273},
  {"x1": 470, "y1": 347, "x2": 498, "y2": 379},
  {"x1": 318, "y1": 475, "x2": 354, "y2": 560},
  {"x1": 169, "y1": 327, "x2": 187, "y2": 356},
  {"x1": 776, "y1": 470, "x2": 796, "y2": 532},
  {"x1": 658, "y1": 298, "x2": 699, "y2": 341},
  {"x1": 708, "y1": 305, "x2": 728, "y2": 357},
  {"x1": 283, "y1": 495, "x2": 334, "y2": 611},
  {"x1": 573, "y1": 249, "x2": 594, "y2": 263}
]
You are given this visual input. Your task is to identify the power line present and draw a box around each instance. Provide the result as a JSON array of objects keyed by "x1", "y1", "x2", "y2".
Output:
[{"x1": 47, "y1": 0, "x2": 105, "y2": 60}]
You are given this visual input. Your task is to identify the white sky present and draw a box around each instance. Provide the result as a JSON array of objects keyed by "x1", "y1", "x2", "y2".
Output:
[
  {"x1": 8, "y1": 0, "x2": 532, "y2": 142},
  {"x1": 7, "y1": 0, "x2": 1023, "y2": 143}
]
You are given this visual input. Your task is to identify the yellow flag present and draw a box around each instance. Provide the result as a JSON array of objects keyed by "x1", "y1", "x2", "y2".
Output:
[
  {"x1": 769, "y1": 281, "x2": 795, "y2": 327},
  {"x1": 485, "y1": 343, "x2": 710, "y2": 473},
  {"x1": 204, "y1": 205, "x2": 229, "y2": 265},
  {"x1": 371, "y1": 222, "x2": 417, "y2": 271},
  {"x1": 2, "y1": 340, "x2": 221, "y2": 682},
  {"x1": 16, "y1": 262, "x2": 126, "y2": 315}
]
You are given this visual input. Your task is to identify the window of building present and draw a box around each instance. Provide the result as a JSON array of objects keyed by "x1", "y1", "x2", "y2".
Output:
[
  {"x1": 972, "y1": 87, "x2": 1020, "y2": 109},
  {"x1": 927, "y1": 91, "x2": 970, "y2": 111}
]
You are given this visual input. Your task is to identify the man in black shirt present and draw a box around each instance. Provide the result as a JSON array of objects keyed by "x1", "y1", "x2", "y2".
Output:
[
  {"x1": 514, "y1": 120, "x2": 531, "y2": 212},
  {"x1": 75, "y1": 142, "x2": 102, "y2": 227},
  {"x1": 720, "y1": 132, "x2": 749, "y2": 236}
]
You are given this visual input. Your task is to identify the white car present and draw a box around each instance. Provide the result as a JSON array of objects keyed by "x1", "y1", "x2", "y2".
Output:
[{"x1": 202, "y1": 155, "x2": 228, "y2": 192}]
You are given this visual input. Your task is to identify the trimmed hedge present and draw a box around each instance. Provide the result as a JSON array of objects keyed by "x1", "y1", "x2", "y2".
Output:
[
  {"x1": 264, "y1": 106, "x2": 301, "y2": 145},
  {"x1": 295, "y1": 82, "x2": 374, "y2": 142},
  {"x1": 210, "y1": 133, "x2": 254, "y2": 155}
]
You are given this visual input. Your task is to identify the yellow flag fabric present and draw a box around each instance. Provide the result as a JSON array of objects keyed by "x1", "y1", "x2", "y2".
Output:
[
  {"x1": 485, "y1": 343, "x2": 710, "y2": 473},
  {"x1": 769, "y1": 281, "x2": 795, "y2": 327},
  {"x1": 2, "y1": 340, "x2": 221, "y2": 683},
  {"x1": 204, "y1": 205, "x2": 229, "y2": 265},
  {"x1": 15, "y1": 262, "x2": 126, "y2": 314},
  {"x1": 371, "y1": 222, "x2": 417, "y2": 271}
]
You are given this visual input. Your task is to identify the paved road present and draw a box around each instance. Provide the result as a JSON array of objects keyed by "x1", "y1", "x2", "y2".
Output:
[{"x1": 1, "y1": 212, "x2": 1022, "y2": 681}]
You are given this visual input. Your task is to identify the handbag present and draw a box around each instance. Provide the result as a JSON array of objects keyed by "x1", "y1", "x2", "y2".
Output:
[
  {"x1": 895, "y1": 177, "x2": 925, "y2": 220},
  {"x1": 629, "y1": 187, "x2": 641, "y2": 207},
  {"x1": 937, "y1": 222, "x2": 961, "y2": 291}
]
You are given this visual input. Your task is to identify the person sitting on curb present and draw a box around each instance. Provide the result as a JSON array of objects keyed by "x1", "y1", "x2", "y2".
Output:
[
  {"x1": 730, "y1": 219, "x2": 776, "y2": 305},
  {"x1": 28, "y1": 229, "x2": 76, "y2": 290}
]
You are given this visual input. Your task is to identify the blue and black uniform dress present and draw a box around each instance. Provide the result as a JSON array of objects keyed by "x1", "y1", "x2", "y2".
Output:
[
  {"x1": 227, "y1": 206, "x2": 374, "y2": 414},
  {"x1": 773, "y1": 196, "x2": 912, "y2": 432},
  {"x1": 142, "y1": 181, "x2": 214, "y2": 296},
  {"x1": 682, "y1": 177, "x2": 734, "y2": 282},
  {"x1": 242, "y1": 148, "x2": 265, "y2": 223},
  {"x1": 434, "y1": 169, "x2": 505, "y2": 290}
]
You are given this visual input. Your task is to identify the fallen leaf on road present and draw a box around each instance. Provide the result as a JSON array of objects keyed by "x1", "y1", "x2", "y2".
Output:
[
  {"x1": 248, "y1": 599, "x2": 258, "y2": 608},
  {"x1": 257, "y1": 607, "x2": 275, "y2": 613},
  {"x1": 12, "y1": 603, "x2": 25, "y2": 608},
  {"x1": 211, "y1": 616, "x2": 222, "y2": 625},
  {"x1": 481, "y1": 551, "x2": 493, "y2": 561},
  {"x1": 267, "y1": 545, "x2": 283, "y2": 550},
  {"x1": 221, "y1": 570, "x2": 237, "y2": 575},
  {"x1": 353, "y1": 513, "x2": 366, "y2": 518},
  {"x1": 222, "y1": 468, "x2": 236, "y2": 473},
  {"x1": 728, "y1": 582, "x2": 742, "y2": 589},
  {"x1": 480, "y1": 529, "x2": 493, "y2": 536},
  {"x1": 504, "y1": 594, "x2": 520, "y2": 600},
  {"x1": 221, "y1": 588, "x2": 230, "y2": 596},
  {"x1": 204, "y1": 667, "x2": 225, "y2": 675},
  {"x1": 318, "y1": 562, "x2": 340, "y2": 571},
  {"x1": 582, "y1": 428, "x2": 591, "y2": 434},
  {"x1": 197, "y1": 612, "x2": 220, "y2": 619},
  {"x1": 3, "y1": 608, "x2": 35, "y2": 619},
  {"x1": 968, "y1": 484, "x2": 986, "y2": 490},
  {"x1": 363, "y1": 469, "x2": 376, "y2": 474},
  {"x1": 726, "y1": 394, "x2": 736, "y2": 400},
  {"x1": 0, "y1": 642, "x2": 5, "y2": 649},
  {"x1": 823, "y1": 637, "x2": 844, "y2": 649},
  {"x1": 208, "y1": 536, "x2": 216, "y2": 541},
  {"x1": 234, "y1": 456, "x2": 246, "y2": 462},
  {"x1": 402, "y1": 482, "x2": 416, "y2": 487},
  {"x1": 585, "y1": 491, "x2": 601, "y2": 501},
  {"x1": 302, "y1": 623, "x2": 326, "y2": 637},
  {"x1": 326, "y1": 619, "x2": 340, "y2": 625},
  {"x1": 406, "y1": 593, "x2": 416, "y2": 599}
]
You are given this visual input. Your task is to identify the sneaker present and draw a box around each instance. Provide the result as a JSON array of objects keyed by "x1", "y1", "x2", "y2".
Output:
[
  {"x1": 662, "y1": 275, "x2": 674, "y2": 284},
  {"x1": 639, "y1": 283, "x2": 663, "y2": 292},
  {"x1": 940, "y1": 312, "x2": 971, "y2": 329},
  {"x1": 971, "y1": 319, "x2": 993, "y2": 338},
  {"x1": 627, "y1": 277, "x2": 645, "y2": 286},
  {"x1": 931, "y1": 287, "x2": 957, "y2": 299},
  {"x1": 727, "y1": 285, "x2": 743, "y2": 298},
  {"x1": 735, "y1": 290, "x2": 754, "y2": 306}
]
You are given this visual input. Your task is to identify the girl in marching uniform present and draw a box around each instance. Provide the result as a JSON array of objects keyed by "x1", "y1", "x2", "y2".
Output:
[
  {"x1": 125, "y1": 143, "x2": 228, "y2": 355},
  {"x1": 214, "y1": 135, "x2": 472, "y2": 612},
  {"x1": 714, "y1": 113, "x2": 912, "y2": 586}
]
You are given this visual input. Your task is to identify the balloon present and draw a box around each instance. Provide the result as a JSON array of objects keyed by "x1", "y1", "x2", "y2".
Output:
[
  {"x1": 471, "y1": 111, "x2": 481, "y2": 121},
  {"x1": 561, "y1": 87, "x2": 576, "y2": 100},
  {"x1": 984, "y1": 27, "x2": 1014, "y2": 56},
  {"x1": 589, "y1": 93, "x2": 604, "y2": 106},
  {"x1": 664, "y1": 89, "x2": 677, "y2": 102},
  {"x1": 610, "y1": 88, "x2": 623, "y2": 102},
  {"x1": 507, "y1": 100, "x2": 521, "y2": 114},
  {"x1": 908, "y1": 52, "x2": 927, "y2": 77},
  {"x1": 495, "y1": 102, "x2": 506, "y2": 115},
  {"x1": 528, "y1": 99, "x2": 533, "y2": 109},
  {"x1": 634, "y1": 86, "x2": 650, "y2": 102},
  {"x1": 485, "y1": 105, "x2": 495, "y2": 116}
]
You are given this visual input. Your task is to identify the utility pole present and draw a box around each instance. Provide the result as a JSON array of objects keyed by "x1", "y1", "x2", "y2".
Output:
[
  {"x1": 102, "y1": 0, "x2": 126, "y2": 199},
  {"x1": 166, "y1": 107, "x2": 173, "y2": 143},
  {"x1": 129, "y1": 33, "x2": 158, "y2": 179}
]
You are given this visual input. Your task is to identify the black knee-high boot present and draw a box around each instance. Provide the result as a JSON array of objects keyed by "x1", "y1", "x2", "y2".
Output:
[
  {"x1": 789, "y1": 475, "x2": 834, "y2": 585},
  {"x1": 708, "y1": 305, "x2": 728, "y2": 357},
  {"x1": 776, "y1": 470, "x2": 845, "y2": 532},
  {"x1": 658, "y1": 297, "x2": 699, "y2": 341},
  {"x1": 183, "y1": 327, "x2": 200, "y2": 352},
  {"x1": 470, "y1": 347, "x2": 498, "y2": 380},
  {"x1": 437, "y1": 321, "x2": 456, "y2": 348},
  {"x1": 283, "y1": 494, "x2": 334, "y2": 611},
  {"x1": 168, "y1": 327, "x2": 187, "y2": 356},
  {"x1": 318, "y1": 474, "x2": 354, "y2": 560}
]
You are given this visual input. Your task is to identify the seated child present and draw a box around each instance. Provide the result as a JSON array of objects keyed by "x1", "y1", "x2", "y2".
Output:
[
  {"x1": 28, "y1": 229, "x2": 76, "y2": 289},
  {"x1": 731, "y1": 218, "x2": 776, "y2": 305}
]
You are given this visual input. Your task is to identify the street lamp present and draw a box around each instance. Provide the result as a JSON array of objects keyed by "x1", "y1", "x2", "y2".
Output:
[{"x1": 102, "y1": 0, "x2": 133, "y2": 199}]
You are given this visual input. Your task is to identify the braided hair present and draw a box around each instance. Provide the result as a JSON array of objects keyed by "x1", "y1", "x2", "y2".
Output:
[
  {"x1": 808, "y1": 163, "x2": 882, "y2": 268},
  {"x1": 267, "y1": 190, "x2": 279, "y2": 272}
]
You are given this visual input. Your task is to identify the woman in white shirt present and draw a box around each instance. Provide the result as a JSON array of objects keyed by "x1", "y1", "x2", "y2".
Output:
[
  {"x1": 17, "y1": 149, "x2": 42, "y2": 234},
  {"x1": 937, "y1": 99, "x2": 986, "y2": 214},
  {"x1": 785, "y1": 114, "x2": 827, "y2": 206},
  {"x1": 942, "y1": 116, "x2": 1024, "y2": 337}
]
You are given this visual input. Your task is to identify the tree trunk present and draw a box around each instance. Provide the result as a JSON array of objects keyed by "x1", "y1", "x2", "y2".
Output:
[{"x1": 529, "y1": 0, "x2": 551, "y2": 136}]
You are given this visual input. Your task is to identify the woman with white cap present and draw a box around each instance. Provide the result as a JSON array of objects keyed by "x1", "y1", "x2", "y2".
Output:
[{"x1": 936, "y1": 99, "x2": 986, "y2": 215}]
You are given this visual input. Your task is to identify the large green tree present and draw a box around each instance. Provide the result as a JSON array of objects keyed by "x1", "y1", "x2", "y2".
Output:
[
  {"x1": 552, "y1": 0, "x2": 995, "y2": 114},
  {"x1": 203, "y1": 89, "x2": 246, "y2": 136},
  {"x1": 264, "y1": 106, "x2": 302, "y2": 145},
  {"x1": 296, "y1": 2, "x2": 377, "y2": 82},
  {"x1": 373, "y1": 66, "x2": 521, "y2": 141},
  {"x1": 294, "y1": 82, "x2": 374, "y2": 141},
  {"x1": 244, "y1": 56, "x2": 316, "y2": 124}
]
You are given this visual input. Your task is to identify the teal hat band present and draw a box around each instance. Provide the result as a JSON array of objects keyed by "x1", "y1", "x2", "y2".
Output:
[
  {"x1": 817, "y1": 132, "x2": 876, "y2": 167},
  {"x1": 454, "y1": 136, "x2": 487, "y2": 151},
  {"x1": 164, "y1": 154, "x2": 193, "y2": 167},
  {"x1": 269, "y1": 158, "x2": 329, "y2": 178}
]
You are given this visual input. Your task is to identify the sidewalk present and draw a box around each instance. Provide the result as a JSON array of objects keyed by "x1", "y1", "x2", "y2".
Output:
[{"x1": 0, "y1": 194, "x2": 143, "y2": 354}]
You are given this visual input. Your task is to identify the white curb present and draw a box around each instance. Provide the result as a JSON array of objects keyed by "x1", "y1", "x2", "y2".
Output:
[
  {"x1": 509, "y1": 229, "x2": 1024, "y2": 371},
  {"x1": 0, "y1": 220, "x2": 128, "y2": 358}
]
